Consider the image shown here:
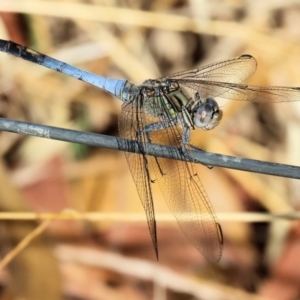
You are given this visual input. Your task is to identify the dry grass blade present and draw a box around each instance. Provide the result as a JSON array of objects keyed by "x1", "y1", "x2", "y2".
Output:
[
  {"x1": 1, "y1": 0, "x2": 300, "y2": 61},
  {"x1": 0, "y1": 220, "x2": 51, "y2": 270},
  {"x1": 0, "y1": 211, "x2": 298, "y2": 222},
  {"x1": 56, "y1": 244, "x2": 270, "y2": 300}
]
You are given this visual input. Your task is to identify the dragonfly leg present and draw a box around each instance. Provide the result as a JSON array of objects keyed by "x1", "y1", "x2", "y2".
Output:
[
  {"x1": 188, "y1": 144, "x2": 213, "y2": 169},
  {"x1": 138, "y1": 120, "x2": 179, "y2": 177},
  {"x1": 139, "y1": 120, "x2": 175, "y2": 133},
  {"x1": 182, "y1": 126, "x2": 213, "y2": 169},
  {"x1": 136, "y1": 124, "x2": 166, "y2": 178}
]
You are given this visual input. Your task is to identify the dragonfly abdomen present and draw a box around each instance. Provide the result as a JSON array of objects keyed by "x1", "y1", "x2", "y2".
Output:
[{"x1": 0, "y1": 40, "x2": 131, "y2": 101}]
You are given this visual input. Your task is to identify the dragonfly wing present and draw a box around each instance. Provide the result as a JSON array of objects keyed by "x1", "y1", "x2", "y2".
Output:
[
  {"x1": 177, "y1": 80, "x2": 300, "y2": 103},
  {"x1": 141, "y1": 107, "x2": 223, "y2": 262},
  {"x1": 166, "y1": 54, "x2": 257, "y2": 84},
  {"x1": 119, "y1": 93, "x2": 223, "y2": 262},
  {"x1": 119, "y1": 99, "x2": 159, "y2": 259}
]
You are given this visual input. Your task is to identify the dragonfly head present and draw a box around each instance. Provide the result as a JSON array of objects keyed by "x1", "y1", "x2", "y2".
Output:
[{"x1": 192, "y1": 98, "x2": 223, "y2": 130}]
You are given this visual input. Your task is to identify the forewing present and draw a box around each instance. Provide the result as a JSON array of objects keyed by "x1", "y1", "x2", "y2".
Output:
[
  {"x1": 165, "y1": 55, "x2": 257, "y2": 100},
  {"x1": 166, "y1": 54, "x2": 257, "y2": 84},
  {"x1": 118, "y1": 98, "x2": 159, "y2": 259},
  {"x1": 176, "y1": 80, "x2": 300, "y2": 103}
]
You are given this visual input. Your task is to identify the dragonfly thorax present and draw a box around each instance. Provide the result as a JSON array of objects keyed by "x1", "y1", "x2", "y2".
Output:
[
  {"x1": 140, "y1": 79, "x2": 222, "y2": 130},
  {"x1": 141, "y1": 79, "x2": 191, "y2": 120}
]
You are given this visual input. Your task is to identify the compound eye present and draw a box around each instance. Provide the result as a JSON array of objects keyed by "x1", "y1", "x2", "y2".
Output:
[{"x1": 193, "y1": 98, "x2": 222, "y2": 130}]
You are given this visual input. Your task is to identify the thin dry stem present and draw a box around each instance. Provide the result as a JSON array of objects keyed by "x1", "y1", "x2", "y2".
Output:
[
  {"x1": 0, "y1": 220, "x2": 51, "y2": 270},
  {"x1": 1, "y1": 0, "x2": 300, "y2": 60},
  {"x1": 0, "y1": 211, "x2": 297, "y2": 222}
]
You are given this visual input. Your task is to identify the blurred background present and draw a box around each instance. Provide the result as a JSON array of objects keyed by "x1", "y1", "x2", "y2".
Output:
[{"x1": 0, "y1": 0, "x2": 300, "y2": 299}]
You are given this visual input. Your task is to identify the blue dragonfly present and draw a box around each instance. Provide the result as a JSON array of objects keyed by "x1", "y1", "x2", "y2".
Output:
[{"x1": 1, "y1": 39, "x2": 300, "y2": 262}]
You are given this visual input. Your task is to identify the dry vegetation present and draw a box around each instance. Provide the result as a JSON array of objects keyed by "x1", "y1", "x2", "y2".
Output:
[{"x1": 0, "y1": 0, "x2": 300, "y2": 299}]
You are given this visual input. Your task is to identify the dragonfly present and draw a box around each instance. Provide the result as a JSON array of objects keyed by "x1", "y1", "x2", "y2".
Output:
[{"x1": 1, "y1": 39, "x2": 300, "y2": 262}]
